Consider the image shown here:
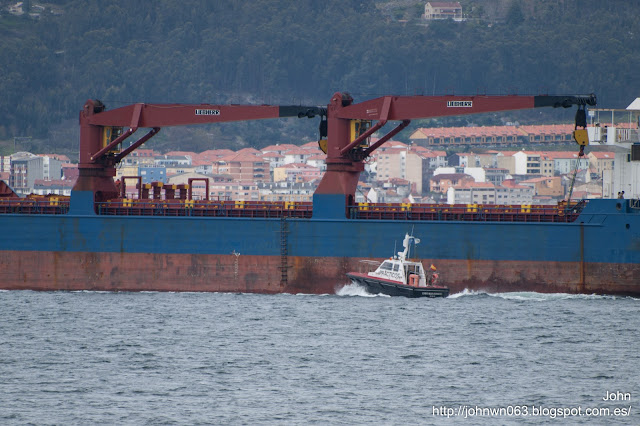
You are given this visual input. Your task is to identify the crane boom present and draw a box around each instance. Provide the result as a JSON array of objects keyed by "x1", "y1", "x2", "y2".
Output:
[
  {"x1": 86, "y1": 102, "x2": 324, "y2": 127},
  {"x1": 335, "y1": 94, "x2": 596, "y2": 121}
]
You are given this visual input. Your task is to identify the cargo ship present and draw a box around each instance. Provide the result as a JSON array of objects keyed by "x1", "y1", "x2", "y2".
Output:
[{"x1": 1, "y1": 92, "x2": 639, "y2": 297}]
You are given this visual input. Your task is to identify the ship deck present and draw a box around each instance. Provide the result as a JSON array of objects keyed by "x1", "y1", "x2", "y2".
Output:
[{"x1": 0, "y1": 196, "x2": 585, "y2": 223}]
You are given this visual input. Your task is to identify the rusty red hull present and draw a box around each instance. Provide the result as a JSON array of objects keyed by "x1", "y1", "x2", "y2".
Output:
[{"x1": 1, "y1": 251, "x2": 638, "y2": 297}]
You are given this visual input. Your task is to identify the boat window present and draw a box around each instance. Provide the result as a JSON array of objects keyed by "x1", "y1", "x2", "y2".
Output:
[
  {"x1": 380, "y1": 262, "x2": 393, "y2": 270},
  {"x1": 393, "y1": 264, "x2": 399, "y2": 272}
]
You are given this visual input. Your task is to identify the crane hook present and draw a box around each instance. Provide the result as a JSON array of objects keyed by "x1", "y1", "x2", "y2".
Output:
[{"x1": 573, "y1": 104, "x2": 589, "y2": 149}]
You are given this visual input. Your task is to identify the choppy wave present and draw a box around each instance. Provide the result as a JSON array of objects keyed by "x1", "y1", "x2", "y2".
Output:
[
  {"x1": 448, "y1": 288, "x2": 621, "y2": 301},
  {"x1": 335, "y1": 282, "x2": 385, "y2": 297}
]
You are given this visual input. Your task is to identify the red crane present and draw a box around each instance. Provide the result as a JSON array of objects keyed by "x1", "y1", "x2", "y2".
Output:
[
  {"x1": 75, "y1": 93, "x2": 596, "y2": 216},
  {"x1": 76, "y1": 100, "x2": 324, "y2": 202}
]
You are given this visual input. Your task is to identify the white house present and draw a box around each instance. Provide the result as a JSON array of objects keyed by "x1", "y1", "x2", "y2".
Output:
[{"x1": 423, "y1": 2, "x2": 462, "y2": 21}]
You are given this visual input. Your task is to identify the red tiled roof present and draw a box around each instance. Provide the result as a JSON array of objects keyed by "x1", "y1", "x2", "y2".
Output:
[
  {"x1": 589, "y1": 151, "x2": 615, "y2": 159},
  {"x1": 199, "y1": 149, "x2": 235, "y2": 161},
  {"x1": 501, "y1": 180, "x2": 528, "y2": 189},
  {"x1": 201, "y1": 149, "x2": 234, "y2": 157},
  {"x1": 262, "y1": 152, "x2": 284, "y2": 158},
  {"x1": 225, "y1": 152, "x2": 264, "y2": 163},
  {"x1": 456, "y1": 181, "x2": 494, "y2": 189},
  {"x1": 378, "y1": 140, "x2": 409, "y2": 150},
  {"x1": 531, "y1": 151, "x2": 582, "y2": 159},
  {"x1": 236, "y1": 147, "x2": 261, "y2": 155},
  {"x1": 261, "y1": 144, "x2": 299, "y2": 152},
  {"x1": 163, "y1": 151, "x2": 195, "y2": 157},
  {"x1": 300, "y1": 141, "x2": 319, "y2": 149},
  {"x1": 388, "y1": 177, "x2": 410, "y2": 185},
  {"x1": 418, "y1": 151, "x2": 439, "y2": 158},
  {"x1": 191, "y1": 158, "x2": 212, "y2": 167},
  {"x1": 284, "y1": 148, "x2": 315, "y2": 155}
]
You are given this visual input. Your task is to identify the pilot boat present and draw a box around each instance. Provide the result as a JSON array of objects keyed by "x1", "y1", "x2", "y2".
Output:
[{"x1": 346, "y1": 233, "x2": 449, "y2": 298}]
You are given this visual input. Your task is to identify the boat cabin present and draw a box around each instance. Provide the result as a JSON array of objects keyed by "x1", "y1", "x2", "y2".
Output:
[{"x1": 369, "y1": 258, "x2": 431, "y2": 287}]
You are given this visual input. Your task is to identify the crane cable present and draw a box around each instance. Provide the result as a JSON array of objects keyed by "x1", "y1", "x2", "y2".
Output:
[
  {"x1": 567, "y1": 105, "x2": 589, "y2": 207},
  {"x1": 566, "y1": 148, "x2": 583, "y2": 205}
]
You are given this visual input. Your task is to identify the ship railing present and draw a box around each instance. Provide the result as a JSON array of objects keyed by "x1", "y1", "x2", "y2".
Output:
[
  {"x1": 0, "y1": 196, "x2": 70, "y2": 215},
  {"x1": 349, "y1": 201, "x2": 586, "y2": 223},
  {"x1": 97, "y1": 199, "x2": 313, "y2": 219},
  {"x1": 0, "y1": 196, "x2": 590, "y2": 222}
]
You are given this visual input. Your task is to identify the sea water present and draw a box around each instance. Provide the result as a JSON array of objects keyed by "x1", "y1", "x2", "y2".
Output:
[{"x1": 0, "y1": 286, "x2": 637, "y2": 425}]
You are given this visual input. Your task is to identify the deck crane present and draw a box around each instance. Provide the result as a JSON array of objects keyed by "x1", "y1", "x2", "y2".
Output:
[
  {"x1": 74, "y1": 93, "x2": 596, "y2": 217},
  {"x1": 314, "y1": 92, "x2": 596, "y2": 217},
  {"x1": 75, "y1": 101, "x2": 324, "y2": 203}
]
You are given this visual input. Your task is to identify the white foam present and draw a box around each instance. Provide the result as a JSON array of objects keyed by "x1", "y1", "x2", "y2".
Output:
[
  {"x1": 447, "y1": 288, "x2": 485, "y2": 299},
  {"x1": 335, "y1": 282, "x2": 384, "y2": 297},
  {"x1": 448, "y1": 288, "x2": 619, "y2": 301}
]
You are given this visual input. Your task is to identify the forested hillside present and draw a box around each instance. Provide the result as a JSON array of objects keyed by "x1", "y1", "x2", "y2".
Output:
[{"x1": 1, "y1": 0, "x2": 639, "y2": 156}]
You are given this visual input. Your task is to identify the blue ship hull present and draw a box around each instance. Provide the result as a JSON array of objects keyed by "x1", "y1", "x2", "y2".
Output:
[{"x1": 1, "y1": 195, "x2": 639, "y2": 296}]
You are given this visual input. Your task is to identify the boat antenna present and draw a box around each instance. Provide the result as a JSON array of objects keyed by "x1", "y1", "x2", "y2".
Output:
[{"x1": 409, "y1": 226, "x2": 414, "y2": 259}]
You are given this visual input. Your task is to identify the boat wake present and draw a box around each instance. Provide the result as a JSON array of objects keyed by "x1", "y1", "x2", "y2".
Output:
[
  {"x1": 336, "y1": 282, "x2": 387, "y2": 297},
  {"x1": 449, "y1": 288, "x2": 621, "y2": 301}
]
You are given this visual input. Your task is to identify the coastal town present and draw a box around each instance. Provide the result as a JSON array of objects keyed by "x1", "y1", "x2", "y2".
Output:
[{"x1": 2, "y1": 119, "x2": 638, "y2": 205}]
